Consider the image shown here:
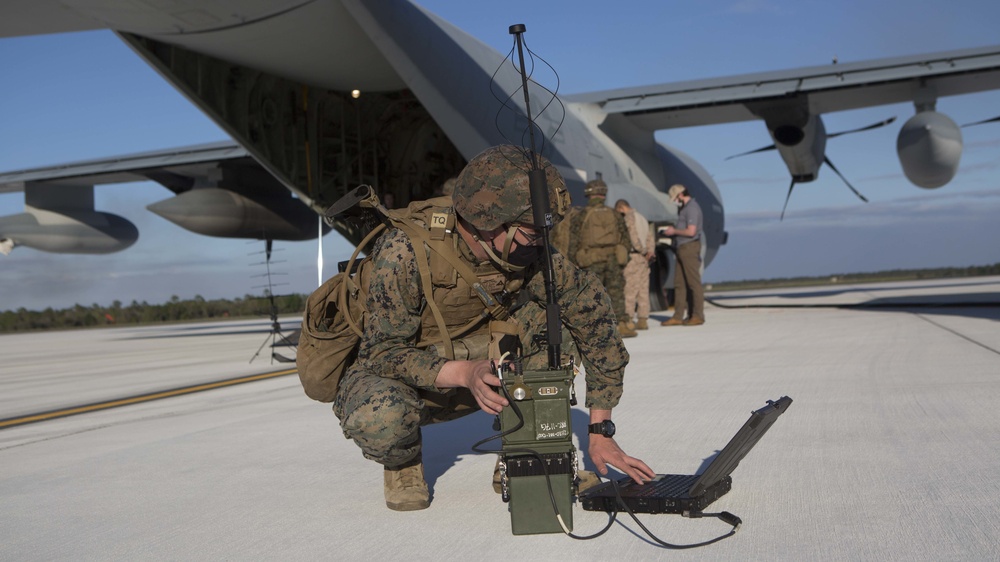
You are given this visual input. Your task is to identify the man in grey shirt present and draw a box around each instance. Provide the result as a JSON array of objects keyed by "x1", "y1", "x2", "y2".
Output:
[{"x1": 659, "y1": 184, "x2": 705, "y2": 326}]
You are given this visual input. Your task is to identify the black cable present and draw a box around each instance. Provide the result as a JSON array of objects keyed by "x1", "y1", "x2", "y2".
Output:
[
  {"x1": 705, "y1": 295, "x2": 1000, "y2": 310},
  {"x1": 610, "y1": 480, "x2": 741, "y2": 549},
  {"x1": 471, "y1": 360, "x2": 738, "y2": 544}
]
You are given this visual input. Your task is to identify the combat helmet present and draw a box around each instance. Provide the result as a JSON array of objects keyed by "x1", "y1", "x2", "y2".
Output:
[
  {"x1": 453, "y1": 145, "x2": 568, "y2": 232},
  {"x1": 583, "y1": 178, "x2": 607, "y2": 197}
]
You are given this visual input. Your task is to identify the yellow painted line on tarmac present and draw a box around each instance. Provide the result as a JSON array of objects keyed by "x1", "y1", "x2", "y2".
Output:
[{"x1": 0, "y1": 368, "x2": 297, "y2": 430}]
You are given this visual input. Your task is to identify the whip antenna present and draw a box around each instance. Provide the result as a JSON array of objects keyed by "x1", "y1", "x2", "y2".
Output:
[{"x1": 509, "y1": 23, "x2": 562, "y2": 369}]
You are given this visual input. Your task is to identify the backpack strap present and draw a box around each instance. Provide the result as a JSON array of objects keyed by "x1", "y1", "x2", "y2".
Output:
[
  {"x1": 390, "y1": 215, "x2": 513, "y2": 360},
  {"x1": 340, "y1": 223, "x2": 385, "y2": 338}
]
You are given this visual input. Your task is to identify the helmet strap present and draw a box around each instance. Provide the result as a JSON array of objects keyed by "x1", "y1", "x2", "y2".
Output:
[{"x1": 476, "y1": 224, "x2": 527, "y2": 274}]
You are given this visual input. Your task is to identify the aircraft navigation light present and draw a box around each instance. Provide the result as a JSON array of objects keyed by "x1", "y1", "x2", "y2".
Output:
[{"x1": 351, "y1": 89, "x2": 361, "y2": 99}]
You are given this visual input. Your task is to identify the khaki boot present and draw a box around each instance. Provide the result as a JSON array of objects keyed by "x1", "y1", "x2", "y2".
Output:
[
  {"x1": 635, "y1": 317, "x2": 649, "y2": 330},
  {"x1": 618, "y1": 321, "x2": 638, "y2": 338},
  {"x1": 660, "y1": 316, "x2": 684, "y2": 326},
  {"x1": 384, "y1": 458, "x2": 430, "y2": 511}
]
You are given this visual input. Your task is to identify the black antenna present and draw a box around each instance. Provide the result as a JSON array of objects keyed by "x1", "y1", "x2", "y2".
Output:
[{"x1": 509, "y1": 23, "x2": 561, "y2": 369}]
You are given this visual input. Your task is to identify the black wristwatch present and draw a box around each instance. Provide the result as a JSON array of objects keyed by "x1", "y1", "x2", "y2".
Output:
[{"x1": 588, "y1": 420, "x2": 616, "y2": 438}]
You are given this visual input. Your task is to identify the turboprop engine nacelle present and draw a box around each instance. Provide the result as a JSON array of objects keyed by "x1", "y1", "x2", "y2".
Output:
[
  {"x1": 897, "y1": 111, "x2": 963, "y2": 189},
  {"x1": 147, "y1": 188, "x2": 321, "y2": 241},
  {"x1": 0, "y1": 208, "x2": 138, "y2": 254}
]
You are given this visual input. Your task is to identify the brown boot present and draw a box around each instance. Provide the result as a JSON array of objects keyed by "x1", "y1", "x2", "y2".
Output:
[
  {"x1": 384, "y1": 458, "x2": 430, "y2": 511},
  {"x1": 618, "y1": 320, "x2": 638, "y2": 338},
  {"x1": 660, "y1": 316, "x2": 684, "y2": 326},
  {"x1": 635, "y1": 318, "x2": 649, "y2": 330},
  {"x1": 683, "y1": 317, "x2": 705, "y2": 326}
]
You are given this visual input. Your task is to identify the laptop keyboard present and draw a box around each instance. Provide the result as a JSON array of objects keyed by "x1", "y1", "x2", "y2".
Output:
[{"x1": 622, "y1": 474, "x2": 700, "y2": 497}]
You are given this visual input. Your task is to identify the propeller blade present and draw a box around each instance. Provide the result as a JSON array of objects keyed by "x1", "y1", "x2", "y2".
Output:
[
  {"x1": 823, "y1": 156, "x2": 868, "y2": 203},
  {"x1": 725, "y1": 143, "x2": 777, "y2": 161},
  {"x1": 827, "y1": 116, "x2": 897, "y2": 139},
  {"x1": 780, "y1": 178, "x2": 796, "y2": 221},
  {"x1": 961, "y1": 115, "x2": 1000, "y2": 127}
]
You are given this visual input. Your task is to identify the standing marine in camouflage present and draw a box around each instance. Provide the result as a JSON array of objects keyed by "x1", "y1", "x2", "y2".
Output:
[
  {"x1": 615, "y1": 199, "x2": 655, "y2": 330},
  {"x1": 333, "y1": 145, "x2": 654, "y2": 511},
  {"x1": 567, "y1": 180, "x2": 637, "y2": 338}
]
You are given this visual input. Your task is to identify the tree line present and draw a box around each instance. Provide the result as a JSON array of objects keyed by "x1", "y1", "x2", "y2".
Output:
[
  {"x1": 3, "y1": 262, "x2": 997, "y2": 334},
  {"x1": 0, "y1": 293, "x2": 306, "y2": 334}
]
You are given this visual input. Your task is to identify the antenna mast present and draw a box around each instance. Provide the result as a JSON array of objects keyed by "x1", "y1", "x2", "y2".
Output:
[{"x1": 509, "y1": 24, "x2": 562, "y2": 369}]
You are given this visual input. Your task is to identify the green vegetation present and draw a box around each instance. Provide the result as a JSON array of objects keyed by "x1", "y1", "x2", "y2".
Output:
[
  {"x1": 706, "y1": 262, "x2": 1000, "y2": 292},
  {"x1": 0, "y1": 293, "x2": 306, "y2": 334},
  {"x1": 3, "y1": 263, "x2": 998, "y2": 333}
]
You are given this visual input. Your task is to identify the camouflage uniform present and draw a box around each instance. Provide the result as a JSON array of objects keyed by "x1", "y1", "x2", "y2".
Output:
[
  {"x1": 621, "y1": 207, "x2": 654, "y2": 323},
  {"x1": 550, "y1": 205, "x2": 578, "y2": 260},
  {"x1": 567, "y1": 193, "x2": 630, "y2": 323},
  {"x1": 334, "y1": 147, "x2": 626, "y2": 468}
]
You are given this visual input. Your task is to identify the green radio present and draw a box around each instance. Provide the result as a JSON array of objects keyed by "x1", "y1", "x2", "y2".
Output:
[{"x1": 497, "y1": 361, "x2": 577, "y2": 535}]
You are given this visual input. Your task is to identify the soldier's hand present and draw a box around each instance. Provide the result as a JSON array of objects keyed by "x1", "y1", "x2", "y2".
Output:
[
  {"x1": 435, "y1": 359, "x2": 508, "y2": 415},
  {"x1": 588, "y1": 435, "x2": 656, "y2": 485}
]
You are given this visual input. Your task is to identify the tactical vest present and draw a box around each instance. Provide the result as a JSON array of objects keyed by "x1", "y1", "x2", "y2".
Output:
[{"x1": 389, "y1": 197, "x2": 519, "y2": 359}]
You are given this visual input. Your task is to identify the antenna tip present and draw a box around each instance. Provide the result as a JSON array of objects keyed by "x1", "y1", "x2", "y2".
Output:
[{"x1": 509, "y1": 24, "x2": 526, "y2": 34}]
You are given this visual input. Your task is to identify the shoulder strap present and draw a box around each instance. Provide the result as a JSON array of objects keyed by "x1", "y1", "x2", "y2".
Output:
[{"x1": 391, "y1": 216, "x2": 510, "y2": 360}]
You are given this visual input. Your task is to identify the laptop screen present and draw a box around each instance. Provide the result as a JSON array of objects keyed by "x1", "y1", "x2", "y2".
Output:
[{"x1": 688, "y1": 396, "x2": 792, "y2": 496}]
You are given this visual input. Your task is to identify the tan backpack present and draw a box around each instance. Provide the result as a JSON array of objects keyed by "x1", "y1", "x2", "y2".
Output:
[{"x1": 579, "y1": 205, "x2": 620, "y2": 249}]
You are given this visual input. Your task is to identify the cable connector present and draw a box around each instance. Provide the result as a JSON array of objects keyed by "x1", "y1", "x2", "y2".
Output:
[{"x1": 718, "y1": 511, "x2": 742, "y2": 531}]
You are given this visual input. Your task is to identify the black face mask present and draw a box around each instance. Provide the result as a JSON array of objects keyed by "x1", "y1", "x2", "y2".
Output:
[
  {"x1": 504, "y1": 244, "x2": 543, "y2": 267},
  {"x1": 476, "y1": 224, "x2": 543, "y2": 274}
]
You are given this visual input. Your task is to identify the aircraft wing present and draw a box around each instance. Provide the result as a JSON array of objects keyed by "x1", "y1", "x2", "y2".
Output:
[
  {"x1": 0, "y1": 141, "x2": 324, "y2": 255},
  {"x1": 0, "y1": 141, "x2": 248, "y2": 194},
  {"x1": 563, "y1": 45, "x2": 1000, "y2": 131}
]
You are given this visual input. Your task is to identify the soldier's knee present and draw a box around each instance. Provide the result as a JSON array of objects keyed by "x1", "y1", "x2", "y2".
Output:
[{"x1": 336, "y1": 375, "x2": 422, "y2": 451}]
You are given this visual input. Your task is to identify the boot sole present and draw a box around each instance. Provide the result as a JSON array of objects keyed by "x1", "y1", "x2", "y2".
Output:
[{"x1": 386, "y1": 498, "x2": 430, "y2": 511}]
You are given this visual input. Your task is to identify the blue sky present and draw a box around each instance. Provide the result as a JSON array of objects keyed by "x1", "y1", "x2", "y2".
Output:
[{"x1": 2, "y1": 0, "x2": 1000, "y2": 311}]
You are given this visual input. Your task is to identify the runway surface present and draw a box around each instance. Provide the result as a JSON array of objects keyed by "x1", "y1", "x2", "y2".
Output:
[{"x1": 2, "y1": 277, "x2": 999, "y2": 560}]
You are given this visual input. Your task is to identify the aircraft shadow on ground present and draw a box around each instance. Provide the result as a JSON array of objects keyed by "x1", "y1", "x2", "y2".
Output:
[
  {"x1": 708, "y1": 279, "x2": 1000, "y2": 300},
  {"x1": 704, "y1": 293, "x2": 1000, "y2": 322}
]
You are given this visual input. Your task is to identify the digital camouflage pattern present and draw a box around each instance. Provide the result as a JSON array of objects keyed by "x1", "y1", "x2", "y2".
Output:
[
  {"x1": 567, "y1": 198, "x2": 630, "y2": 322},
  {"x1": 452, "y1": 145, "x2": 568, "y2": 231},
  {"x1": 333, "y1": 226, "x2": 628, "y2": 466},
  {"x1": 583, "y1": 178, "x2": 608, "y2": 197}
]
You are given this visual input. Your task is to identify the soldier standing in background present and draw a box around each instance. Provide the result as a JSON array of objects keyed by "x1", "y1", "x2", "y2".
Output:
[
  {"x1": 615, "y1": 199, "x2": 655, "y2": 330},
  {"x1": 568, "y1": 180, "x2": 637, "y2": 338}
]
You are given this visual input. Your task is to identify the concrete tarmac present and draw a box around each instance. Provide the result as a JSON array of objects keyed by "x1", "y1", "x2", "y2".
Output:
[{"x1": 2, "y1": 277, "x2": 999, "y2": 560}]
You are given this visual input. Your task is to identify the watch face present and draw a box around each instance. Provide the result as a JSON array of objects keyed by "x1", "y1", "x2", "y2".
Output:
[
  {"x1": 603, "y1": 420, "x2": 616, "y2": 438},
  {"x1": 591, "y1": 421, "x2": 616, "y2": 437}
]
